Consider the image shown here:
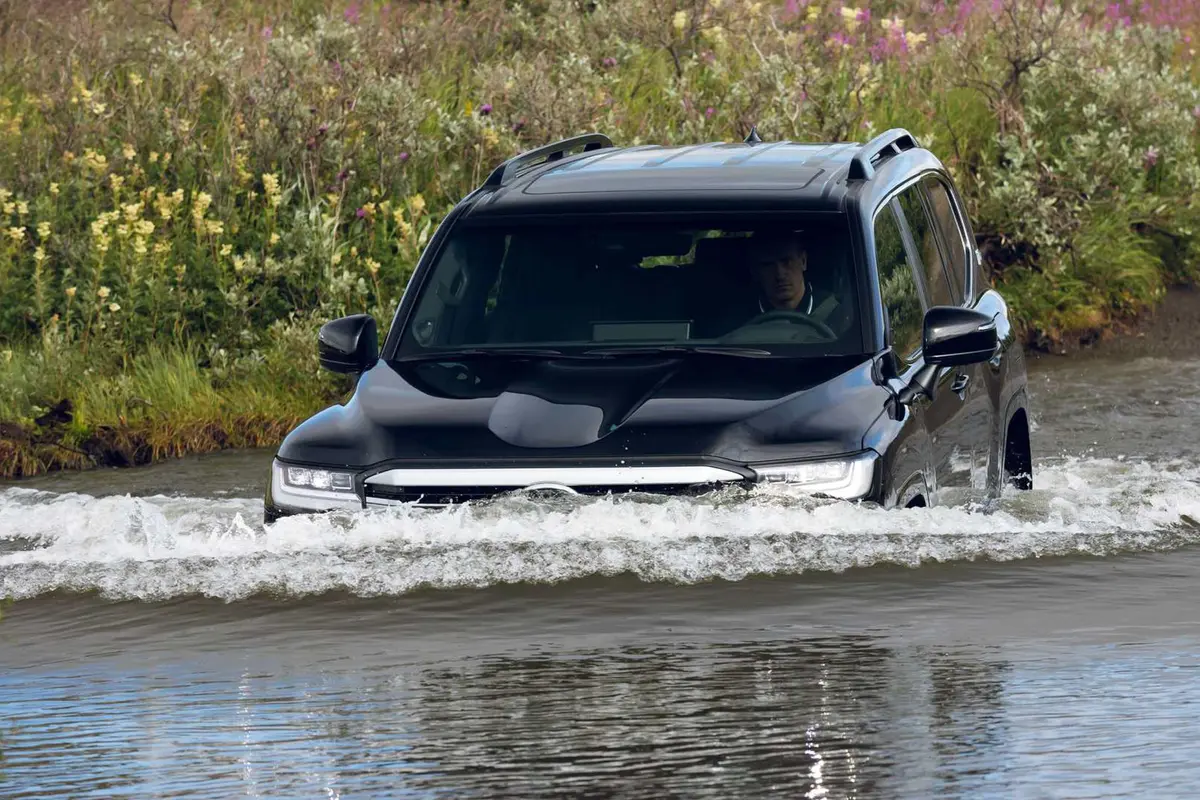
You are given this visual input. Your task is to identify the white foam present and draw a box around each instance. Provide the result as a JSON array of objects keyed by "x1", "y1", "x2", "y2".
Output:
[{"x1": 1, "y1": 457, "x2": 1198, "y2": 601}]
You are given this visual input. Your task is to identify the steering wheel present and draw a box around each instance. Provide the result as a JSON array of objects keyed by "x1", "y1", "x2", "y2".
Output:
[{"x1": 738, "y1": 309, "x2": 837, "y2": 340}]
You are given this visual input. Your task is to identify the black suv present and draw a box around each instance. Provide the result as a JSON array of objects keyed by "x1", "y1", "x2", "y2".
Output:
[{"x1": 265, "y1": 128, "x2": 1032, "y2": 522}]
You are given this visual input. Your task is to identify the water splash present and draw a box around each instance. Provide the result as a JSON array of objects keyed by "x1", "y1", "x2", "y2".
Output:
[{"x1": 2, "y1": 457, "x2": 1198, "y2": 602}]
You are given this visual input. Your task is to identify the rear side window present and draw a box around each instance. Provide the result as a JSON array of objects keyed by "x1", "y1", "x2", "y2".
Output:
[
  {"x1": 874, "y1": 204, "x2": 923, "y2": 360},
  {"x1": 922, "y1": 176, "x2": 968, "y2": 303},
  {"x1": 897, "y1": 183, "x2": 957, "y2": 308}
]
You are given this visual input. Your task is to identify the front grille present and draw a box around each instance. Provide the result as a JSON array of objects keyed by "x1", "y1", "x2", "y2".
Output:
[{"x1": 363, "y1": 482, "x2": 730, "y2": 506}]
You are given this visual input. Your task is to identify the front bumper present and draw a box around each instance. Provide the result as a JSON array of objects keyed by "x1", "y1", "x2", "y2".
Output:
[{"x1": 264, "y1": 451, "x2": 879, "y2": 521}]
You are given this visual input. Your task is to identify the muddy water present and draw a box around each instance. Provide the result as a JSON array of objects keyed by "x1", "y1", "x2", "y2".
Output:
[{"x1": 3, "y1": 355, "x2": 1200, "y2": 797}]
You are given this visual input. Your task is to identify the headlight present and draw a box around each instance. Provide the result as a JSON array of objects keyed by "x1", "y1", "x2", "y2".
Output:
[
  {"x1": 750, "y1": 451, "x2": 877, "y2": 500},
  {"x1": 270, "y1": 459, "x2": 362, "y2": 513},
  {"x1": 283, "y1": 465, "x2": 354, "y2": 492}
]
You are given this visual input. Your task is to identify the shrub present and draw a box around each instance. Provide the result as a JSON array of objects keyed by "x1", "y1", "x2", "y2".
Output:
[{"x1": 0, "y1": 0, "x2": 1193, "y2": 438}]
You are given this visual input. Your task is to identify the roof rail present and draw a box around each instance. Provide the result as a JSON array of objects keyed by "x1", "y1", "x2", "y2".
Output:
[
  {"x1": 847, "y1": 128, "x2": 921, "y2": 181},
  {"x1": 483, "y1": 133, "x2": 614, "y2": 187}
]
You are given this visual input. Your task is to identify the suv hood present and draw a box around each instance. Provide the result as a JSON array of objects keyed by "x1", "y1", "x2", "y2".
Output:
[{"x1": 277, "y1": 353, "x2": 888, "y2": 467}]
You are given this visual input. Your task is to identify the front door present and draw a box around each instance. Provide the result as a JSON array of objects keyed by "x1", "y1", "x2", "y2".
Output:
[{"x1": 894, "y1": 180, "x2": 980, "y2": 506}]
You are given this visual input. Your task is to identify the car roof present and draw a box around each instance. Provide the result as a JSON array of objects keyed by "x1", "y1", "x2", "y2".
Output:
[{"x1": 462, "y1": 136, "x2": 893, "y2": 220}]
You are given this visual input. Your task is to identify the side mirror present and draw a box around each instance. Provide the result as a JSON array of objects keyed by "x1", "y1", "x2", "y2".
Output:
[
  {"x1": 895, "y1": 306, "x2": 998, "y2": 407},
  {"x1": 318, "y1": 314, "x2": 378, "y2": 374},
  {"x1": 922, "y1": 306, "x2": 999, "y2": 366}
]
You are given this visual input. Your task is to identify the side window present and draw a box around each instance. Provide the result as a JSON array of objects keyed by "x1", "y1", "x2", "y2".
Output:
[
  {"x1": 922, "y1": 176, "x2": 968, "y2": 303},
  {"x1": 874, "y1": 203, "x2": 923, "y2": 360},
  {"x1": 897, "y1": 183, "x2": 957, "y2": 308}
]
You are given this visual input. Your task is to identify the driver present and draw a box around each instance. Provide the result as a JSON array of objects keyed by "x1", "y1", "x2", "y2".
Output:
[{"x1": 748, "y1": 233, "x2": 816, "y2": 313}]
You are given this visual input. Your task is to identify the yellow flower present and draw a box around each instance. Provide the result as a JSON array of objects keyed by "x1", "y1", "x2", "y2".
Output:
[
  {"x1": 49, "y1": 182, "x2": 60, "y2": 196},
  {"x1": 129, "y1": 72, "x2": 143, "y2": 87},
  {"x1": 149, "y1": 151, "x2": 159, "y2": 163},
  {"x1": 409, "y1": 193, "x2": 426, "y2": 216},
  {"x1": 153, "y1": 241, "x2": 171, "y2": 255},
  {"x1": 806, "y1": 4, "x2": 821, "y2": 22},
  {"x1": 220, "y1": 243, "x2": 232, "y2": 256},
  {"x1": 0, "y1": 188, "x2": 10, "y2": 203},
  {"x1": 262, "y1": 173, "x2": 282, "y2": 208},
  {"x1": 133, "y1": 238, "x2": 147, "y2": 256},
  {"x1": 881, "y1": 16, "x2": 904, "y2": 32},
  {"x1": 673, "y1": 10, "x2": 688, "y2": 31},
  {"x1": 350, "y1": 246, "x2": 359, "y2": 258},
  {"x1": 65, "y1": 286, "x2": 77, "y2": 299},
  {"x1": 122, "y1": 202, "x2": 143, "y2": 222},
  {"x1": 33, "y1": 246, "x2": 45, "y2": 263},
  {"x1": 96, "y1": 233, "x2": 111, "y2": 253},
  {"x1": 122, "y1": 143, "x2": 136, "y2": 160},
  {"x1": 37, "y1": 221, "x2": 50, "y2": 239},
  {"x1": 905, "y1": 31, "x2": 927, "y2": 49},
  {"x1": 135, "y1": 220, "x2": 154, "y2": 236},
  {"x1": 6, "y1": 226, "x2": 25, "y2": 243},
  {"x1": 2, "y1": 202, "x2": 13, "y2": 215},
  {"x1": 365, "y1": 257, "x2": 381, "y2": 275},
  {"x1": 109, "y1": 174, "x2": 125, "y2": 192},
  {"x1": 62, "y1": 151, "x2": 76, "y2": 164},
  {"x1": 193, "y1": 191, "x2": 213, "y2": 214},
  {"x1": 269, "y1": 232, "x2": 280, "y2": 246},
  {"x1": 331, "y1": 252, "x2": 343, "y2": 266},
  {"x1": 108, "y1": 302, "x2": 120, "y2": 313},
  {"x1": 206, "y1": 220, "x2": 224, "y2": 236},
  {"x1": 91, "y1": 102, "x2": 107, "y2": 116},
  {"x1": 16, "y1": 201, "x2": 28, "y2": 216},
  {"x1": 481, "y1": 127, "x2": 500, "y2": 148},
  {"x1": 97, "y1": 285, "x2": 111, "y2": 299}
]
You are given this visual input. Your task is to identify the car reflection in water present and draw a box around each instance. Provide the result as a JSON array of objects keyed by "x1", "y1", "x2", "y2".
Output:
[{"x1": 0, "y1": 632, "x2": 1016, "y2": 798}]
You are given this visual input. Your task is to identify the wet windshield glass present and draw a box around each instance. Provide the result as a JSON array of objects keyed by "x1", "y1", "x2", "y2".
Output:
[{"x1": 397, "y1": 216, "x2": 866, "y2": 357}]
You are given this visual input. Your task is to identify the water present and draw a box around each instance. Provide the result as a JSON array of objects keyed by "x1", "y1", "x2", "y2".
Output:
[{"x1": 3, "y1": 354, "x2": 1200, "y2": 797}]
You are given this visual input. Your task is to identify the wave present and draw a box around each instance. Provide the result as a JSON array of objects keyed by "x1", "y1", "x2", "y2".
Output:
[{"x1": 2, "y1": 457, "x2": 1199, "y2": 602}]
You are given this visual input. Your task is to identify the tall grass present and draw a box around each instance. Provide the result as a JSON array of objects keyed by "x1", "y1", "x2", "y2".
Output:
[{"x1": 0, "y1": 0, "x2": 1197, "y2": 474}]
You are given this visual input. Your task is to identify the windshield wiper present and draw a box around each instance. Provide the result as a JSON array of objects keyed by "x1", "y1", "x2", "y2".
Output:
[
  {"x1": 394, "y1": 347, "x2": 576, "y2": 363},
  {"x1": 581, "y1": 345, "x2": 774, "y2": 358}
]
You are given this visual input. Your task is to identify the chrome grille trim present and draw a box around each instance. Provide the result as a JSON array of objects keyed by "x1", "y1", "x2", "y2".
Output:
[{"x1": 363, "y1": 465, "x2": 746, "y2": 489}]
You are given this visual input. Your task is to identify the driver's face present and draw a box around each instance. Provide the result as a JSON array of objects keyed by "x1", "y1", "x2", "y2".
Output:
[{"x1": 751, "y1": 245, "x2": 807, "y2": 310}]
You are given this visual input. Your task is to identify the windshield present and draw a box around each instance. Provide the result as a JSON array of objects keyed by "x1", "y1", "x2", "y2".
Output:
[{"x1": 395, "y1": 215, "x2": 866, "y2": 358}]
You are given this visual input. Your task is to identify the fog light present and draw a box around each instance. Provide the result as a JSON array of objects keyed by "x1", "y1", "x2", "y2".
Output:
[{"x1": 284, "y1": 465, "x2": 355, "y2": 493}]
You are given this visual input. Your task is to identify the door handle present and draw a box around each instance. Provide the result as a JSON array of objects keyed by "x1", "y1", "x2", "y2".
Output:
[{"x1": 950, "y1": 372, "x2": 970, "y2": 394}]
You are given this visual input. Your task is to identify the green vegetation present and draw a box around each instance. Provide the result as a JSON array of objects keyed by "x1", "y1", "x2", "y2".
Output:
[{"x1": 0, "y1": 0, "x2": 1197, "y2": 477}]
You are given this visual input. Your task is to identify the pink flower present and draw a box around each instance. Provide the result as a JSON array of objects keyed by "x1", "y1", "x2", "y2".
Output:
[
  {"x1": 601, "y1": 56, "x2": 617, "y2": 68},
  {"x1": 479, "y1": 103, "x2": 493, "y2": 116},
  {"x1": 344, "y1": 2, "x2": 361, "y2": 23},
  {"x1": 356, "y1": 207, "x2": 367, "y2": 218},
  {"x1": 262, "y1": 25, "x2": 273, "y2": 39},
  {"x1": 399, "y1": 152, "x2": 410, "y2": 162},
  {"x1": 705, "y1": 107, "x2": 715, "y2": 118},
  {"x1": 1144, "y1": 146, "x2": 1159, "y2": 169}
]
